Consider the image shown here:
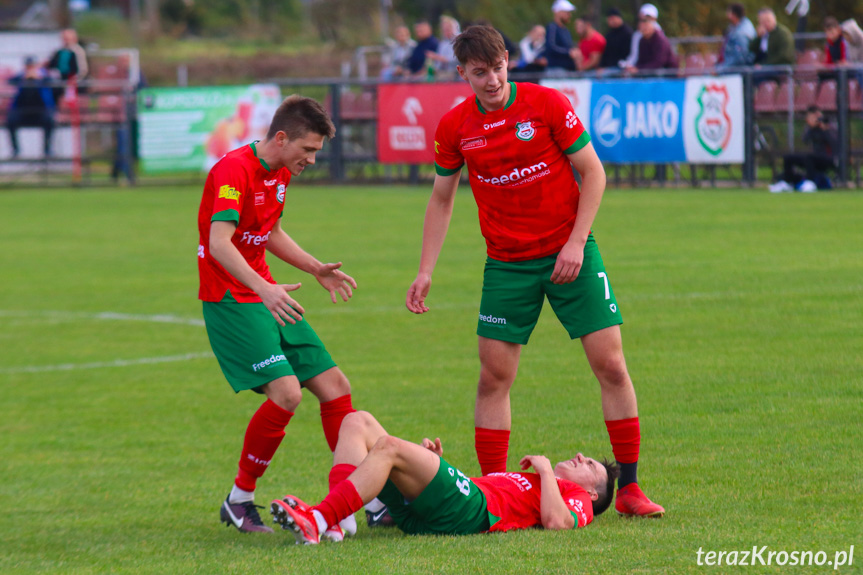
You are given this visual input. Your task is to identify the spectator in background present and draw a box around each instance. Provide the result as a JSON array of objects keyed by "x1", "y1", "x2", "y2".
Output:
[
  {"x1": 619, "y1": 4, "x2": 661, "y2": 70},
  {"x1": 625, "y1": 8, "x2": 678, "y2": 73},
  {"x1": 571, "y1": 15, "x2": 606, "y2": 72},
  {"x1": 515, "y1": 25, "x2": 547, "y2": 72},
  {"x1": 716, "y1": 3, "x2": 756, "y2": 70},
  {"x1": 426, "y1": 16, "x2": 460, "y2": 80},
  {"x1": 381, "y1": 25, "x2": 417, "y2": 80},
  {"x1": 841, "y1": 19, "x2": 863, "y2": 64},
  {"x1": 599, "y1": 8, "x2": 632, "y2": 71},
  {"x1": 769, "y1": 105, "x2": 837, "y2": 193},
  {"x1": 408, "y1": 20, "x2": 439, "y2": 78},
  {"x1": 46, "y1": 28, "x2": 88, "y2": 96},
  {"x1": 6, "y1": 57, "x2": 56, "y2": 158},
  {"x1": 750, "y1": 8, "x2": 795, "y2": 68},
  {"x1": 823, "y1": 17, "x2": 847, "y2": 66},
  {"x1": 545, "y1": 0, "x2": 577, "y2": 74}
]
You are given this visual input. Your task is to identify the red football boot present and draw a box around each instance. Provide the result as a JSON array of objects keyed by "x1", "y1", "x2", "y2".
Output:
[{"x1": 615, "y1": 484, "x2": 665, "y2": 518}]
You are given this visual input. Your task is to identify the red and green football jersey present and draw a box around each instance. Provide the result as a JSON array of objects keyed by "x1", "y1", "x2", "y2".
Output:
[
  {"x1": 434, "y1": 82, "x2": 591, "y2": 262},
  {"x1": 472, "y1": 471, "x2": 594, "y2": 532},
  {"x1": 197, "y1": 143, "x2": 291, "y2": 303}
]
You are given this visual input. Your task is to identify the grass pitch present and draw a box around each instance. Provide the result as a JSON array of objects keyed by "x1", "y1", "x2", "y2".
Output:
[{"x1": 1, "y1": 184, "x2": 861, "y2": 574}]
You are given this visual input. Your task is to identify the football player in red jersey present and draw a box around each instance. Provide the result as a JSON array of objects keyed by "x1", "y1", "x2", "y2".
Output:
[
  {"x1": 197, "y1": 95, "x2": 360, "y2": 533},
  {"x1": 405, "y1": 25, "x2": 664, "y2": 517},
  {"x1": 270, "y1": 410, "x2": 619, "y2": 544}
]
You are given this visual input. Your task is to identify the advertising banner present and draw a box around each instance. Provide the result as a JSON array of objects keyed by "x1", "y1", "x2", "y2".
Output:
[
  {"x1": 377, "y1": 83, "x2": 475, "y2": 164},
  {"x1": 588, "y1": 79, "x2": 687, "y2": 163},
  {"x1": 541, "y1": 76, "x2": 744, "y2": 164},
  {"x1": 683, "y1": 75, "x2": 745, "y2": 163},
  {"x1": 138, "y1": 84, "x2": 283, "y2": 173}
]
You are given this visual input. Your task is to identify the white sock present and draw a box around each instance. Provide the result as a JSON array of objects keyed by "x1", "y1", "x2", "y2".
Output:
[
  {"x1": 228, "y1": 484, "x2": 254, "y2": 504},
  {"x1": 339, "y1": 513, "x2": 357, "y2": 536},
  {"x1": 364, "y1": 497, "x2": 386, "y2": 513},
  {"x1": 312, "y1": 509, "x2": 328, "y2": 534}
]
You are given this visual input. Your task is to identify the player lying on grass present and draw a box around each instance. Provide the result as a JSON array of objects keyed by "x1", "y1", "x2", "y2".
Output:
[{"x1": 269, "y1": 411, "x2": 619, "y2": 543}]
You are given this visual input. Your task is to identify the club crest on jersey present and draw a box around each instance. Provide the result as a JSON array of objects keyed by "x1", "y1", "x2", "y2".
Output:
[
  {"x1": 277, "y1": 183, "x2": 286, "y2": 203},
  {"x1": 515, "y1": 121, "x2": 535, "y2": 141}
]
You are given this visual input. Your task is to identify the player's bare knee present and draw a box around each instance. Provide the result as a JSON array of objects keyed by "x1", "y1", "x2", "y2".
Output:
[
  {"x1": 370, "y1": 434, "x2": 401, "y2": 458},
  {"x1": 477, "y1": 367, "x2": 514, "y2": 395},
  {"x1": 593, "y1": 355, "x2": 630, "y2": 389},
  {"x1": 264, "y1": 378, "x2": 302, "y2": 411},
  {"x1": 340, "y1": 410, "x2": 374, "y2": 437},
  {"x1": 331, "y1": 369, "x2": 351, "y2": 396}
]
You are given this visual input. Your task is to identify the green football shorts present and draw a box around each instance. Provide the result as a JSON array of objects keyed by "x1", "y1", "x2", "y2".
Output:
[
  {"x1": 477, "y1": 233, "x2": 623, "y2": 345},
  {"x1": 202, "y1": 294, "x2": 336, "y2": 393},
  {"x1": 376, "y1": 457, "x2": 490, "y2": 535}
]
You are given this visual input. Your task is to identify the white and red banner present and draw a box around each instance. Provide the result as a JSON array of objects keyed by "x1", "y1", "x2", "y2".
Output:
[{"x1": 377, "y1": 83, "x2": 474, "y2": 164}]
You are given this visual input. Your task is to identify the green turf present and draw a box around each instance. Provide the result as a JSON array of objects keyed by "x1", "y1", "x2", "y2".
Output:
[{"x1": 1, "y1": 185, "x2": 861, "y2": 574}]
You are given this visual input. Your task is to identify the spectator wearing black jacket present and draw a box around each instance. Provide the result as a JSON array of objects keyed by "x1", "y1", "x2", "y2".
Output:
[
  {"x1": 600, "y1": 8, "x2": 633, "y2": 70},
  {"x1": 6, "y1": 57, "x2": 56, "y2": 158},
  {"x1": 770, "y1": 106, "x2": 838, "y2": 192},
  {"x1": 408, "y1": 21, "x2": 439, "y2": 77}
]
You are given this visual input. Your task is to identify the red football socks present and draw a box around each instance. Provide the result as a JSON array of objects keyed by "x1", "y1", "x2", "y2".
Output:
[
  {"x1": 313, "y1": 479, "x2": 364, "y2": 529},
  {"x1": 605, "y1": 417, "x2": 641, "y2": 488},
  {"x1": 475, "y1": 427, "x2": 510, "y2": 475},
  {"x1": 329, "y1": 463, "x2": 357, "y2": 490},
  {"x1": 320, "y1": 394, "x2": 356, "y2": 452},
  {"x1": 234, "y1": 399, "x2": 294, "y2": 492}
]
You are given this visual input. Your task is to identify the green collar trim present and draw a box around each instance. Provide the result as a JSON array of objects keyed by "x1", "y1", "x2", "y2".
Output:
[
  {"x1": 476, "y1": 82, "x2": 517, "y2": 115},
  {"x1": 250, "y1": 141, "x2": 272, "y2": 172}
]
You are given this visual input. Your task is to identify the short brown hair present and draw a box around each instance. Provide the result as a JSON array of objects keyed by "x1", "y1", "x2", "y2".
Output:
[
  {"x1": 824, "y1": 16, "x2": 839, "y2": 30},
  {"x1": 453, "y1": 25, "x2": 506, "y2": 67},
  {"x1": 267, "y1": 94, "x2": 336, "y2": 141}
]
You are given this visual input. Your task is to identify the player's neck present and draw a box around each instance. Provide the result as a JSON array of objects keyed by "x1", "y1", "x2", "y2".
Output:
[
  {"x1": 253, "y1": 139, "x2": 282, "y2": 172},
  {"x1": 479, "y1": 82, "x2": 511, "y2": 113}
]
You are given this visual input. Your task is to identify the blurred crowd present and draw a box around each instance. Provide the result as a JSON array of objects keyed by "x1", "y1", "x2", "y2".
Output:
[{"x1": 379, "y1": 1, "x2": 863, "y2": 80}]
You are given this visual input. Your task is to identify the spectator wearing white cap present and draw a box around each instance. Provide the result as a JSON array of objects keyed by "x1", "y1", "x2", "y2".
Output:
[
  {"x1": 545, "y1": 0, "x2": 577, "y2": 73},
  {"x1": 619, "y1": 3, "x2": 662, "y2": 69}
]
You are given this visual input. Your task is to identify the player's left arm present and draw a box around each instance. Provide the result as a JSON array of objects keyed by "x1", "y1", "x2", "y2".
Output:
[
  {"x1": 550, "y1": 142, "x2": 607, "y2": 285},
  {"x1": 266, "y1": 218, "x2": 357, "y2": 303},
  {"x1": 519, "y1": 455, "x2": 576, "y2": 530}
]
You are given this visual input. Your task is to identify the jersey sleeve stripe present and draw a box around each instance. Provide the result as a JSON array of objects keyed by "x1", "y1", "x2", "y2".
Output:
[
  {"x1": 211, "y1": 209, "x2": 240, "y2": 223},
  {"x1": 435, "y1": 162, "x2": 463, "y2": 176},
  {"x1": 569, "y1": 511, "x2": 580, "y2": 527},
  {"x1": 563, "y1": 131, "x2": 591, "y2": 155}
]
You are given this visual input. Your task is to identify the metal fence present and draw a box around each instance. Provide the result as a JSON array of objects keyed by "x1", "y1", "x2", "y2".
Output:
[{"x1": 3, "y1": 63, "x2": 861, "y2": 188}]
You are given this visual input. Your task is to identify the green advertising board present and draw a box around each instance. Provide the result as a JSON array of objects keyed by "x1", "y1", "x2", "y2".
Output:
[{"x1": 138, "y1": 84, "x2": 283, "y2": 173}]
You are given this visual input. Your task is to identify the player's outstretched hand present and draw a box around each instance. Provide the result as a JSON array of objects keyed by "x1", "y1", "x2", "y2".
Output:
[
  {"x1": 550, "y1": 241, "x2": 584, "y2": 285},
  {"x1": 519, "y1": 455, "x2": 553, "y2": 474},
  {"x1": 422, "y1": 437, "x2": 443, "y2": 457},
  {"x1": 315, "y1": 262, "x2": 357, "y2": 304},
  {"x1": 406, "y1": 273, "x2": 432, "y2": 314},
  {"x1": 260, "y1": 282, "x2": 305, "y2": 326}
]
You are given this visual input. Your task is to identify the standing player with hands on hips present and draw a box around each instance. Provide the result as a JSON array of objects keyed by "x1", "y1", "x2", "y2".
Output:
[
  {"x1": 406, "y1": 25, "x2": 664, "y2": 517},
  {"x1": 198, "y1": 95, "x2": 360, "y2": 534}
]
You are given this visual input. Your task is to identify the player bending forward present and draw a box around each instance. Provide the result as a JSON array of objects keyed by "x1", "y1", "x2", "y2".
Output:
[
  {"x1": 269, "y1": 411, "x2": 619, "y2": 543},
  {"x1": 405, "y1": 25, "x2": 664, "y2": 517},
  {"x1": 198, "y1": 95, "x2": 359, "y2": 533}
]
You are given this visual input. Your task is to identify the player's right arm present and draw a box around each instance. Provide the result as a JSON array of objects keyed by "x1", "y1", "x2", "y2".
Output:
[
  {"x1": 406, "y1": 172, "x2": 459, "y2": 314},
  {"x1": 209, "y1": 220, "x2": 304, "y2": 326}
]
